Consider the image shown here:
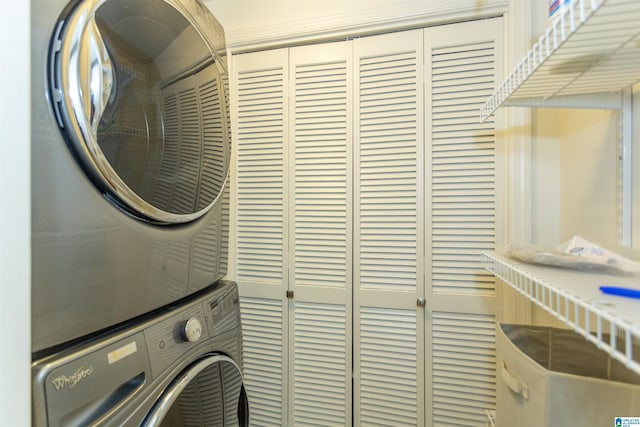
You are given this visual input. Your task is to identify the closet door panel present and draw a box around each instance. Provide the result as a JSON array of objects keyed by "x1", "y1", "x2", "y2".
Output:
[
  {"x1": 289, "y1": 43, "x2": 352, "y2": 293},
  {"x1": 234, "y1": 49, "x2": 289, "y2": 288},
  {"x1": 288, "y1": 42, "x2": 353, "y2": 426},
  {"x1": 358, "y1": 306, "x2": 418, "y2": 426},
  {"x1": 424, "y1": 18, "x2": 503, "y2": 427},
  {"x1": 233, "y1": 49, "x2": 289, "y2": 427},
  {"x1": 431, "y1": 312, "x2": 496, "y2": 425},
  {"x1": 238, "y1": 296, "x2": 286, "y2": 427},
  {"x1": 292, "y1": 302, "x2": 349, "y2": 426},
  {"x1": 353, "y1": 29, "x2": 425, "y2": 427}
]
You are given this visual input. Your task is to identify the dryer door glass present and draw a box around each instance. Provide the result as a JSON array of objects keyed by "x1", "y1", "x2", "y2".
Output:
[
  {"x1": 144, "y1": 355, "x2": 249, "y2": 426},
  {"x1": 49, "y1": 0, "x2": 230, "y2": 224}
]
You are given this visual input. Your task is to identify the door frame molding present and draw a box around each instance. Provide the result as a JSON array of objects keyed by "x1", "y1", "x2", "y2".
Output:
[{"x1": 224, "y1": 0, "x2": 509, "y2": 53}]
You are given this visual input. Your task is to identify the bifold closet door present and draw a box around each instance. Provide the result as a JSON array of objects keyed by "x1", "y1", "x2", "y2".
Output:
[
  {"x1": 424, "y1": 18, "x2": 503, "y2": 427},
  {"x1": 287, "y1": 42, "x2": 353, "y2": 426},
  {"x1": 233, "y1": 42, "x2": 353, "y2": 426},
  {"x1": 233, "y1": 18, "x2": 504, "y2": 426},
  {"x1": 233, "y1": 49, "x2": 290, "y2": 427},
  {"x1": 353, "y1": 29, "x2": 426, "y2": 427}
]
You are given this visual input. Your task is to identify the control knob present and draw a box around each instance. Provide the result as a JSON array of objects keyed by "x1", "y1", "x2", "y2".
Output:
[{"x1": 181, "y1": 317, "x2": 203, "y2": 343}]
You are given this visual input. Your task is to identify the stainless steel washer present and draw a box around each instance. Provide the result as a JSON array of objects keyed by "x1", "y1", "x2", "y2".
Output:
[
  {"x1": 32, "y1": 0, "x2": 231, "y2": 353},
  {"x1": 32, "y1": 281, "x2": 249, "y2": 426}
]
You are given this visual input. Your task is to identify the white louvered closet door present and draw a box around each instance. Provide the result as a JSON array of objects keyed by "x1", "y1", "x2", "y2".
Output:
[
  {"x1": 424, "y1": 18, "x2": 503, "y2": 427},
  {"x1": 288, "y1": 42, "x2": 353, "y2": 427},
  {"x1": 353, "y1": 30, "x2": 425, "y2": 427},
  {"x1": 232, "y1": 49, "x2": 289, "y2": 427}
]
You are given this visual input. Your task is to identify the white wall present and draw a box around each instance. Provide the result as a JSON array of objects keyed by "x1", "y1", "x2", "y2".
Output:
[
  {"x1": 532, "y1": 107, "x2": 640, "y2": 261},
  {"x1": 0, "y1": 0, "x2": 31, "y2": 424},
  {"x1": 559, "y1": 110, "x2": 619, "y2": 248},
  {"x1": 531, "y1": 108, "x2": 561, "y2": 248}
]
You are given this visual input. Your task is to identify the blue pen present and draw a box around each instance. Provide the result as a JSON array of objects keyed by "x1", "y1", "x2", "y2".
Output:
[{"x1": 599, "y1": 286, "x2": 640, "y2": 299}]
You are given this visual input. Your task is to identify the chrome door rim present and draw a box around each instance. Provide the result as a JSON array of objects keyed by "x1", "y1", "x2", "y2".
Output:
[
  {"x1": 143, "y1": 354, "x2": 243, "y2": 426},
  {"x1": 49, "y1": 0, "x2": 229, "y2": 224}
]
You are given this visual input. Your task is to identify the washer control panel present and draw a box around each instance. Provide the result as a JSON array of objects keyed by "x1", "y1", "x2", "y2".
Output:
[
  {"x1": 32, "y1": 281, "x2": 242, "y2": 427},
  {"x1": 144, "y1": 281, "x2": 240, "y2": 379},
  {"x1": 205, "y1": 282, "x2": 240, "y2": 337}
]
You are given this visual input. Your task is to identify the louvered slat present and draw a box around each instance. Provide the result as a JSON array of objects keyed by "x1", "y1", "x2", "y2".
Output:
[
  {"x1": 154, "y1": 93, "x2": 178, "y2": 208},
  {"x1": 187, "y1": 73, "x2": 227, "y2": 279},
  {"x1": 182, "y1": 363, "x2": 224, "y2": 426},
  {"x1": 359, "y1": 307, "x2": 417, "y2": 426},
  {"x1": 154, "y1": 65, "x2": 225, "y2": 216},
  {"x1": 199, "y1": 77, "x2": 226, "y2": 210},
  {"x1": 239, "y1": 297, "x2": 285, "y2": 427},
  {"x1": 358, "y1": 49, "x2": 418, "y2": 291},
  {"x1": 219, "y1": 183, "x2": 230, "y2": 277},
  {"x1": 431, "y1": 40, "x2": 496, "y2": 295},
  {"x1": 293, "y1": 60, "x2": 349, "y2": 288},
  {"x1": 293, "y1": 302, "x2": 348, "y2": 426},
  {"x1": 236, "y1": 66, "x2": 286, "y2": 283},
  {"x1": 174, "y1": 88, "x2": 200, "y2": 213},
  {"x1": 432, "y1": 312, "x2": 496, "y2": 426}
]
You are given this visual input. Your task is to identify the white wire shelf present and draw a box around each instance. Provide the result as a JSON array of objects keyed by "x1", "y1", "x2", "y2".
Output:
[
  {"x1": 481, "y1": 250, "x2": 640, "y2": 375},
  {"x1": 480, "y1": 0, "x2": 640, "y2": 122}
]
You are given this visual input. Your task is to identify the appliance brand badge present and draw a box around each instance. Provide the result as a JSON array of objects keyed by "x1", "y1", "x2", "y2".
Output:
[{"x1": 51, "y1": 366, "x2": 94, "y2": 391}]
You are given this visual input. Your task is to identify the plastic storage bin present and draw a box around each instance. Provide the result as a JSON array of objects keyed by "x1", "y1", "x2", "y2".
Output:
[{"x1": 496, "y1": 323, "x2": 640, "y2": 427}]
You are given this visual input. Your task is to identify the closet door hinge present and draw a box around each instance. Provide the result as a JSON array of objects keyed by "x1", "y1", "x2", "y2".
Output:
[{"x1": 286, "y1": 290, "x2": 294, "y2": 299}]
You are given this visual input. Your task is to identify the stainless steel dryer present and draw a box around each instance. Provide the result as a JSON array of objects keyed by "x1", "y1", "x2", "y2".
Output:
[
  {"x1": 32, "y1": 280, "x2": 249, "y2": 426},
  {"x1": 32, "y1": 0, "x2": 231, "y2": 353}
]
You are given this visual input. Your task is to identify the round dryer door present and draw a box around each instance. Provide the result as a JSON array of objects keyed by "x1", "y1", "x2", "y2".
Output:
[
  {"x1": 49, "y1": 0, "x2": 230, "y2": 224},
  {"x1": 144, "y1": 355, "x2": 249, "y2": 427}
]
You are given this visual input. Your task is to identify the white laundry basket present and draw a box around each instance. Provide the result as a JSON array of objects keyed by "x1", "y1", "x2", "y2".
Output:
[{"x1": 496, "y1": 323, "x2": 640, "y2": 427}]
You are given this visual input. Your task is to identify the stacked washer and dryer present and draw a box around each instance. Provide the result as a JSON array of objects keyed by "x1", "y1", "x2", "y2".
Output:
[{"x1": 31, "y1": 0, "x2": 248, "y2": 425}]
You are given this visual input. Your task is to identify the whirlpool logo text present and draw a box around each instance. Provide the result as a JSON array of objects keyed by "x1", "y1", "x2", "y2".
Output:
[{"x1": 51, "y1": 366, "x2": 94, "y2": 390}]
